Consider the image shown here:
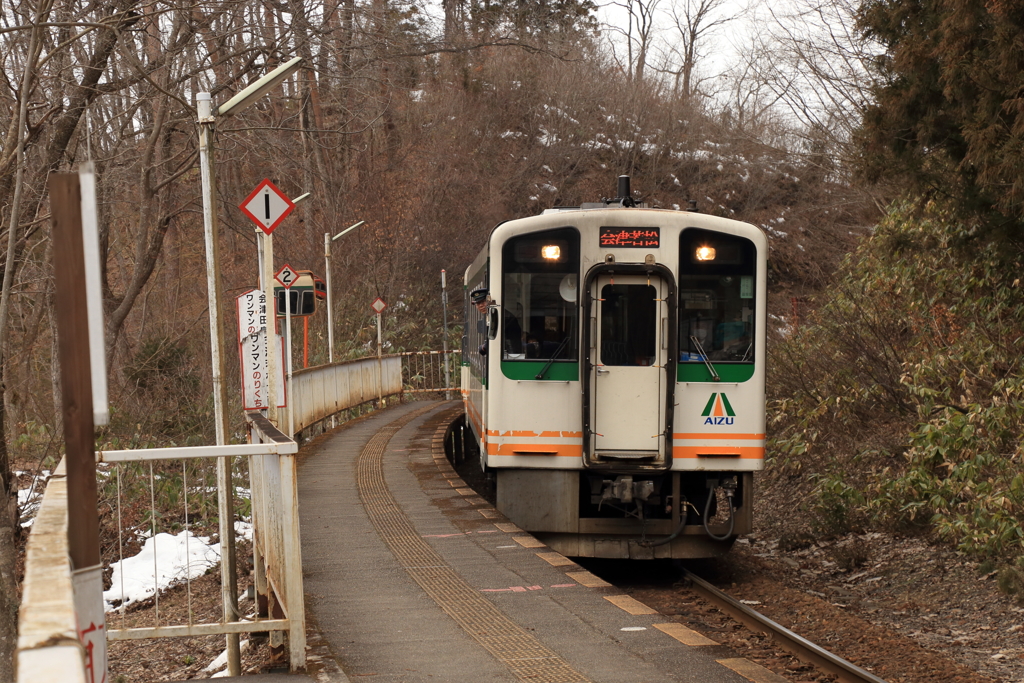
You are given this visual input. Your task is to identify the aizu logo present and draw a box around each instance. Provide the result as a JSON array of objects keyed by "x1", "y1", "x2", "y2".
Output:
[{"x1": 702, "y1": 393, "x2": 735, "y2": 425}]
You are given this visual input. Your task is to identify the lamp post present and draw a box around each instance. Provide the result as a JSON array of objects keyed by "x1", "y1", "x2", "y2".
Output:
[
  {"x1": 324, "y1": 220, "x2": 365, "y2": 363},
  {"x1": 195, "y1": 54, "x2": 303, "y2": 677},
  {"x1": 442, "y1": 270, "x2": 450, "y2": 400}
]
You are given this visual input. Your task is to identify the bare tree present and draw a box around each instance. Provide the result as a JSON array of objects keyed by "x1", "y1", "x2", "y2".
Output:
[
  {"x1": 605, "y1": 0, "x2": 661, "y2": 81},
  {"x1": 657, "y1": 0, "x2": 740, "y2": 101},
  {"x1": 736, "y1": 0, "x2": 880, "y2": 165}
]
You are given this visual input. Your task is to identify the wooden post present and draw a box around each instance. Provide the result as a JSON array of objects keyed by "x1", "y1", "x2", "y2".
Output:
[
  {"x1": 51, "y1": 172, "x2": 107, "y2": 683},
  {"x1": 50, "y1": 173, "x2": 99, "y2": 571}
]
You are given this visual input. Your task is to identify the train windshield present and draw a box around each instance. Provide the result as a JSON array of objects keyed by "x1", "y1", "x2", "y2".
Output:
[
  {"x1": 678, "y1": 229, "x2": 756, "y2": 363},
  {"x1": 502, "y1": 227, "x2": 580, "y2": 362}
]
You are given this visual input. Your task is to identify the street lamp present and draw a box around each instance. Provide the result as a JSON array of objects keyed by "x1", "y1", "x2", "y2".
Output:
[
  {"x1": 194, "y1": 54, "x2": 303, "y2": 678},
  {"x1": 324, "y1": 220, "x2": 365, "y2": 363}
]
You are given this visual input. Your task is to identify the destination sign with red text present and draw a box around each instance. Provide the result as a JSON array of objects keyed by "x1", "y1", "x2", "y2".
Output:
[{"x1": 599, "y1": 226, "x2": 660, "y2": 248}]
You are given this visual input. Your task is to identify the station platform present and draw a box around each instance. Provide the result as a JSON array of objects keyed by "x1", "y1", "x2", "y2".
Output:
[{"x1": 296, "y1": 400, "x2": 786, "y2": 683}]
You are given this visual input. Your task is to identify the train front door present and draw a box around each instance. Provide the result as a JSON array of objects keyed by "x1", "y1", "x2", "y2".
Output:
[{"x1": 588, "y1": 273, "x2": 669, "y2": 464}]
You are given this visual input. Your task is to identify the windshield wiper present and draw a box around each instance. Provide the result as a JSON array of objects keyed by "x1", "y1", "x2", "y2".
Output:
[
  {"x1": 535, "y1": 336, "x2": 571, "y2": 380},
  {"x1": 689, "y1": 335, "x2": 720, "y2": 381}
]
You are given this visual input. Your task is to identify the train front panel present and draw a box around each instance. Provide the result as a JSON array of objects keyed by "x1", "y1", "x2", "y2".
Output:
[{"x1": 462, "y1": 202, "x2": 766, "y2": 558}]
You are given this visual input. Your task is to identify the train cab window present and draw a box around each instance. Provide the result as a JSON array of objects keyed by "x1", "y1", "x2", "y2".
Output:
[
  {"x1": 501, "y1": 227, "x2": 580, "y2": 361},
  {"x1": 600, "y1": 284, "x2": 657, "y2": 366},
  {"x1": 678, "y1": 229, "x2": 756, "y2": 363}
]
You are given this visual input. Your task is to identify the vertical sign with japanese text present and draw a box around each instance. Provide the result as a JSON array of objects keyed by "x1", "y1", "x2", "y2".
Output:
[{"x1": 236, "y1": 289, "x2": 286, "y2": 409}]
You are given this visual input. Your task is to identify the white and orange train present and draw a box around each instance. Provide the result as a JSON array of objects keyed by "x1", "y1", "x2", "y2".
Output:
[{"x1": 459, "y1": 177, "x2": 767, "y2": 559}]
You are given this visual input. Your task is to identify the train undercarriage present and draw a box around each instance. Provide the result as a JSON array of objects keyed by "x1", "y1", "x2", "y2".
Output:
[{"x1": 446, "y1": 416, "x2": 753, "y2": 560}]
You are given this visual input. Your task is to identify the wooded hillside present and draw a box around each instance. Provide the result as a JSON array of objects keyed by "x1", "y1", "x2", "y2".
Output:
[
  {"x1": 10, "y1": 0, "x2": 1024, "y2": 675},
  {"x1": 0, "y1": 0, "x2": 874, "y2": 455},
  {"x1": 0, "y1": 0, "x2": 884, "y2": 674}
]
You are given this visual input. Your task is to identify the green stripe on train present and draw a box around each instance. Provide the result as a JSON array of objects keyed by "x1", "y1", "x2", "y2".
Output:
[
  {"x1": 678, "y1": 364, "x2": 755, "y2": 383},
  {"x1": 501, "y1": 361, "x2": 579, "y2": 381}
]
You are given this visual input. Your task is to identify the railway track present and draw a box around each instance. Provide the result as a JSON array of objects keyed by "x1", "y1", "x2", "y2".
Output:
[
  {"x1": 441, "y1": 409, "x2": 997, "y2": 683},
  {"x1": 444, "y1": 413, "x2": 889, "y2": 683},
  {"x1": 679, "y1": 568, "x2": 889, "y2": 683}
]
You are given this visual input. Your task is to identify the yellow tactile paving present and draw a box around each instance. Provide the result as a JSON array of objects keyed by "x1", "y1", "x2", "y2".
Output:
[
  {"x1": 477, "y1": 509, "x2": 500, "y2": 519},
  {"x1": 653, "y1": 622, "x2": 718, "y2": 646},
  {"x1": 717, "y1": 658, "x2": 792, "y2": 683},
  {"x1": 354, "y1": 404, "x2": 592, "y2": 683},
  {"x1": 513, "y1": 536, "x2": 546, "y2": 548},
  {"x1": 494, "y1": 522, "x2": 521, "y2": 533},
  {"x1": 604, "y1": 595, "x2": 658, "y2": 615},
  {"x1": 455, "y1": 487, "x2": 475, "y2": 496},
  {"x1": 566, "y1": 571, "x2": 610, "y2": 588},
  {"x1": 536, "y1": 552, "x2": 576, "y2": 567}
]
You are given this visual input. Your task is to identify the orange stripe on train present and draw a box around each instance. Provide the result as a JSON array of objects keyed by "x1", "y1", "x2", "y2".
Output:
[
  {"x1": 486, "y1": 443, "x2": 583, "y2": 457},
  {"x1": 672, "y1": 446, "x2": 764, "y2": 459},
  {"x1": 673, "y1": 433, "x2": 765, "y2": 441}
]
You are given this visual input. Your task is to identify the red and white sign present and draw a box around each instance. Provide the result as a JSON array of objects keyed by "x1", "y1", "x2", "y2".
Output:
[
  {"x1": 371, "y1": 297, "x2": 387, "y2": 314},
  {"x1": 235, "y1": 288, "x2": 266, "y2": 343},
  {"x1": 235, "y1": 288, "x2": 286, "y2": 410},
  {"x1": 240, "y1": 179, "x2": 295, "y2": 235},
  {"x1": 275, "y1": 263, "x2": 298, "y2": 289}
]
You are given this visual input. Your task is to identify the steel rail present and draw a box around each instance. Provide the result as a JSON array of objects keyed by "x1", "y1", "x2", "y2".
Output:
[{"x1": 681, "y1": 569, "x2": 889, "y2": 683}]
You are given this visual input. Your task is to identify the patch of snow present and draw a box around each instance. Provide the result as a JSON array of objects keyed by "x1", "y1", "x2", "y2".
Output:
[
  {"x1": 103, "y1": 531, "x2": 221, "y2": 612},
  {"x1": 16, "y1": 470, "x2": 50, "y2": 528},
  {"x1": 235, "y1": 520, "x2": 253, "y2": 542}
]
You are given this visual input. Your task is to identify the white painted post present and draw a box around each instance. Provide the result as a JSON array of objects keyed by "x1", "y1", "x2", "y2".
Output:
[
  {"x1": 264, "y1": 233, "x2": 279, "y2": 424},
  {"x1": 286, "y1": 293, "x2": 294, "y2": 437},
  {"x1": 324, "y1": 232, "x2": 334, "y2": 364},
  {"x1": 78, "y1": 162, "x2": 108, "y2": 426},
  {"x1": 280, "y1": 453, "x2": 306, "y2": 671},
  {"x1": 376, "y1": 312, "x2": 383, "y2": 405},
  {"x1": 196, "y1": 92, "x2": 241, "y2": 676},
  {"x1": 441, "y1": 270, "x2": 450, "y2": 400}
]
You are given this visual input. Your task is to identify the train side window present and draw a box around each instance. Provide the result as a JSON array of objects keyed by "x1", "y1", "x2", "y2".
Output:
[
  {"x1": 501, "y1": 227, "x2": 580, "y2": 362},
  {"x1": 678, "y1": 229, "x2": 756, "y2": 363}
]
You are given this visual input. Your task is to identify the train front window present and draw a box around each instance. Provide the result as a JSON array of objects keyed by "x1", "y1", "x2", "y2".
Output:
[
  {"x1": 679, "y1": 229, "x2": 756, "y2": 363},
  {"x1": 502, "y1": 227, "x2": 580, "y2": 361},
  {"x1": 600, "y1": 284, "x2": 657, "y2": 366}
]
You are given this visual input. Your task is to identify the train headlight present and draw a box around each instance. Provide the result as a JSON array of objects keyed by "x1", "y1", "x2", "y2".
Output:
[
  {"x1": 541, "y1": 245, "x2": 561, "y2": 260},
  {"x1": 695, "y1": 246, "x2": 716, "y2": 261}
]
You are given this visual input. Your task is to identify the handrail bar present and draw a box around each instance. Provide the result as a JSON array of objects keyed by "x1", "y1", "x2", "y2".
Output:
[
  {"x1": 244, "y1": 410, "x2": 292, "y2": 443},
  {"x1": 96, "y1": 441, "x2": 296, "y2": 463}
]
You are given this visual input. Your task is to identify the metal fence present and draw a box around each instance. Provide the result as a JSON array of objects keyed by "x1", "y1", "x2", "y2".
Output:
[
  {"x1": 290, "y1": 351, "x2": 458, "y2": 435},
  {"x1": 16, "y1": 349, "x2": 456, "y2": 682},
  {"x1": 96, "y1": 415, "x2": 303, "y2": 667},
  {"x1": 395, "y1": 350, "x2": 459, "y2": 397},
  {"x1": 290, "y1": 355, "x2": 402, "y2": 434}
]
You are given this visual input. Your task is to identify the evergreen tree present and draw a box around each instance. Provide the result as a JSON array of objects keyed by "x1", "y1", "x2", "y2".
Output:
[{"x1": 857, "y1": 0, "x2": 1024, "y2": 238}]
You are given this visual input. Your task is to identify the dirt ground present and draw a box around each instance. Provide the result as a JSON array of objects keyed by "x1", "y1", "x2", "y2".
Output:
[
  {"x1": 25, "y1": 410, "x2": 1024, "y2": 682},
  {"x1": 105, "y1": 571, "x2": 280, "y2": 682}
]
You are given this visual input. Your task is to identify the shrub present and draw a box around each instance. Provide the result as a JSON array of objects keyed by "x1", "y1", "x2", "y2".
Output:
[{"x1": 768, "y1": 200, "x2": 1024, "y2": 560}]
